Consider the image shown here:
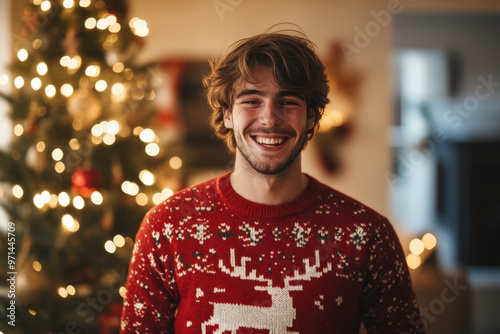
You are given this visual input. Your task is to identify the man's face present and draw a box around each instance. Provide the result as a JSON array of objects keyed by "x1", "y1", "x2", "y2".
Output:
[{"x1": 223, "y1": 66, "x2": 314, "y2": 175}]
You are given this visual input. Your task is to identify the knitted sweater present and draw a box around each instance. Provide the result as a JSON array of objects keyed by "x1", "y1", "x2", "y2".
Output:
[{"x1": 120, "y1": 172, "x2": 424, "y2": 334}]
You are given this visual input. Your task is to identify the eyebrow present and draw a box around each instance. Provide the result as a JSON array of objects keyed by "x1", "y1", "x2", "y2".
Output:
[{"x1": 235, "y1": 89, "x2": 305, "y2": 101}]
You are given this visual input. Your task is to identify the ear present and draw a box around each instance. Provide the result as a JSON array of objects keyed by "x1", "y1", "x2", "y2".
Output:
[
  {"x1": 306, "y1": 108, "x2": 315, "y2": 131},
  {"x1": 223, "y1": 108, "x2": 233, "y2": 129}
]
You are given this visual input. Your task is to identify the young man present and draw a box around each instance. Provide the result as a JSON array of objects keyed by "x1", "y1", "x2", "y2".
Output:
[{"x1": 121, "y1": 31, "x2": 424, "y2": 333}]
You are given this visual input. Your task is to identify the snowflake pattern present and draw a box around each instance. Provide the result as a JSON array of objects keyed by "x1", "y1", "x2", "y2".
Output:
[
  {"x1": 239, "y1": 222, "x2": 264, "y2": 246},
  {"x1": 191, "y1": 222, "x2": 213, "y2": 244},
  {"x1": 349, "y1": 224, "x2": 367, "y2": 250},
  {"x1": 291, "y1": 222, "x2": 312, "y2": 247},
  {"x1": 317, "y1": 226, "x2": 330, "y2": 244}
]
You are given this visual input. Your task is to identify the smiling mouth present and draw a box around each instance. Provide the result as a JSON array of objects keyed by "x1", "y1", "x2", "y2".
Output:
[{"x1": 253, "y1": 136, "x2": 288, "y2": 147}]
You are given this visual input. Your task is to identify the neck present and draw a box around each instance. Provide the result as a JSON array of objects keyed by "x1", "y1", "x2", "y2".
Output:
[{"x1": 229, "y1": 153, "x2": 309, "y2": 205}]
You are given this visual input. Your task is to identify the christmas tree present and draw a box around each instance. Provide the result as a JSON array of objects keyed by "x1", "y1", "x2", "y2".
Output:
[{"x1": 0, "y1": 0, "x2": 181, "y2": 332}]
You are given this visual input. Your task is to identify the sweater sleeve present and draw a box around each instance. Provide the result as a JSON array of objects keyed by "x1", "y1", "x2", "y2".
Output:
[
  {"x1": 120, "y1": 209, "x2": 178, "y2": 334},
  {"x1": 360, "y1": 218, "x2": 425, "y2": 334}
]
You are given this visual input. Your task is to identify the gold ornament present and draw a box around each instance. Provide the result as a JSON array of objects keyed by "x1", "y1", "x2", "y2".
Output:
[
  {"x1": 66, "y1": 88, "x2": 102, "y2": 128},
  {"x1": 25, "y1": 145, "x2": 47, "y2": 173}
]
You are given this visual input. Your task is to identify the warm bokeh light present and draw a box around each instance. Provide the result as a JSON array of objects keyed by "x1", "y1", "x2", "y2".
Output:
[
  {"x1": 66, "y1": 285, "x2": 76, "y2": 295},
  {"x1": 61, "y1": 83, "x2": 74, "y2": 97},
  {"x1": 69, "y1": 138, "x2": 80, "y2": 150},
  {"x1": 152, "y1": 193, "x2": 164, "y2": 205},
  {"x1": 31, "y1": 77, "x2": 42, "y2": 90},
  {"x1": 107, "y1": 120, "x2": 120, "y2": 135},
  {"x1": 60, "y1": 55, "x2": 71, "y2": 67},
  {"x1": 48, "y1": 194, "x2": 58, "y2": 208},
  {"x1": 152, "y1": 188, "x2": 174, "y2": 205},
  {"x1": 73, "y1": 196, "x2": 85, "y2": 210},
  {"x1": 91, "y1": 123, "x2": 104, "y2": 137},
  {"x1": 121, "y1": 181, "x2": 139, "y2": 196},
  {"x1": 319, "y1": 110, "x2": 346, "y2": 132},
  {"x1": 95, "y1": 79, "x2": 107, "y2": 92},
  {"x1": 61, "y1": 214, "x2": 79, "y2": 232},
  {"x1": 129, "y1": 17, "x2": 149, "y2": 37},
  {"x1": 61, "y1": 214, "x2": 74, "y2": 229},
  {"x1": 113, "y1": 234, "x2": 125, "y2": 247},
  {"x1": 104, "y1": 240, "x2": 116, "y2": 253},
  {"x1": 90, "y1": 191, "x2": 103, "y2": 205},
  {"x1": 73, "y1": 119, "x2": 83, "y2": 131},
  {"x1": 162, "y1": 188, "x2": 174, "y2": 198},
  {"x1": 17, "y1": 49, "x2": 28, "y2": 62},
  {"x1": 41, "y1": 0, "x2": 51, "y2": 11},
  {"x1": 422, "y1": 233, "x2": 437, "y2": 250},
  {"x1": 406, "y1": 253, "x2": 422, "y2": 270},
  {"x1": 135, "y1": 193, "x2": 148, "y2": 206},
  {"x1": 32, "y1": 261, "x2": 42, "y2": 272},
  {"x1": 97, "y1": 18, "x2": 109, "y2": 30},
  {"x1": 13, "y1": 124, "x2": 24, "y2": 136},
  {"x1": 33, "y1": 194, "x2": 44, "y2": 208},
  {"x1": 45, "y1": 84, "x2": 56, "y2": 98},
  {"x1": 58, "y1": 287, "x2": 68, "y2": 298},
  {"x1": 12, "y1": 184, "x2": 24, "y2": 199},
  {"x1": 52, "y1": 148, "x2": 63, "y2": 161},
  {"x1": 133, "y1": 126, "x2": 144, "y2": 136},
  {"x1": 112, "y1": 62, "x2": 124, "y2": 73},
  {"x1": 106, "y1": 14, "x2": 117, "y2": 25},
  {"x1": 84, "y1": 17, "x2": 96, "y2": 29},
  {"x1": 169, "y1": 156, "x2": 183, "y2": 169},
  {"x1": 79, "y1": 0, "x2": 91, "y2": 7},
  {"x1": 139, "y1": 170, "x2": 155, "y2": 186},
  {"x1": 139, "y1": 128, "x2": 155, "y2": 143},
  {"x1": 0, "y1": 74, "x2": 8, "y2": 85},
  {"x1": 40, "y1": 191, "x2": 50, "y2": 205},
  {"x1": 102, "y1": 133, "x2": 116, "y2": 145},
  {"x1": 14, "y1": 76, "x2": 24, "y2": 88},
  {"x1": 85, "y1": 65, "x2": 100, "y2": 77},
  {"x1": 409, "y1": 238, "x2": 425, "y2": 256},
  {"x1": 37, "y1": 62, "x2": 48, "y2": 75},
  {"x1": 145, "y1": 143, "x2": 160, "y2": 156},
  {"x1": 67, "y1": 56, "x2": 82, "y2": 70},
  {"x1": 33, "y1": 38, "x2": 42, "y2": 49},
  {"x1": 109, "y1": 23, "x2": 121, "y2": 33},
  {"x1": 91, "y1": 136, "x2": 103, "y2": 145},
  {"x1": 58, "y1": 192, "x2": 70, "y2": 207},
  {"x1": 62, "y1": 0, "x2": 74, "y2": 9},
  {"x1": 111, "y1": 83, "x2": 125, "y2": 100},
  {"x1": 54, "y1": 161, "x2": 65, "y2": 173},
  {"x1": 35, "y1": 141, "x2": 46, "y2": 153}
]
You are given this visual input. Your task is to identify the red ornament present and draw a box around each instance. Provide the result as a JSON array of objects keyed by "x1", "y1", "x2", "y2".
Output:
[
  {"x1": 71, "y1": 167, "x2": 103, "y2": 197},
  {"x1": 98, "y1": 302, "x2": 122, "y2": 334},
  {"x1": 21, "y1": 12, "x2": 40, "y2": 39}
]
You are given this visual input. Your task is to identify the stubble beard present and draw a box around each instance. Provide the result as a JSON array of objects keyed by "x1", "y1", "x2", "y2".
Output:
[{"x1": 234, "y1": 128, "x2": 308, "y2": 176}]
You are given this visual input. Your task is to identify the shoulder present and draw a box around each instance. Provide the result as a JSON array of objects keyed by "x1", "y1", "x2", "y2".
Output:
[
  {"x1": 307, "y1": 175, "x2": 397, "y2": 241},
  {"x1": 308, "y1": 175, "x2": 387, "y2": 220},
  {"x1": 145, "y1": 174, "x2": 221, "y2": 224}
]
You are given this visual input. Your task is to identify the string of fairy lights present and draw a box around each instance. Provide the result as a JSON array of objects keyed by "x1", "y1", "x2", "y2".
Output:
[{"x1": 0, "y1": 0, "x2": 185, "y2": 305}]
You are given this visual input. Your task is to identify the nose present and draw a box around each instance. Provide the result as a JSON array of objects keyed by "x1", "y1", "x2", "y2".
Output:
[{"x1": 258, "y1": 102, "x2": 283, "y2": 127}]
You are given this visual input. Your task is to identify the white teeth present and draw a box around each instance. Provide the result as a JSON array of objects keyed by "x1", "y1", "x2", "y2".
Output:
[{"x1": 255, "y1": 137, "x2": 285, "y2": 145}]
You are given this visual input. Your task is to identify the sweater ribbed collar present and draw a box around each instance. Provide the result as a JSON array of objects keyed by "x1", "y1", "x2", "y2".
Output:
[{"x1": 216, "y1": 171, "x2": 322, "y2": 218}]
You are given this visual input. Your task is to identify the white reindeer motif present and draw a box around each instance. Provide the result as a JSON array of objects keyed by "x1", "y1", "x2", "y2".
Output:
[{"x1": 201, "y1": 249, "x2": 333, "y2": 334}]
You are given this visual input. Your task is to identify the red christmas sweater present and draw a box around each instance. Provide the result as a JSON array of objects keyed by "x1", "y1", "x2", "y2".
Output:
[{"x1": 121, "y1": 172, "x2": 424, "y2": 334}]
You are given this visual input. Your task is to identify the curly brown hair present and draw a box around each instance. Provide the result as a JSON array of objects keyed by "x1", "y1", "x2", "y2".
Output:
[{"x1": 203, "y1": 29, "x2": 330, "y2": 152}]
